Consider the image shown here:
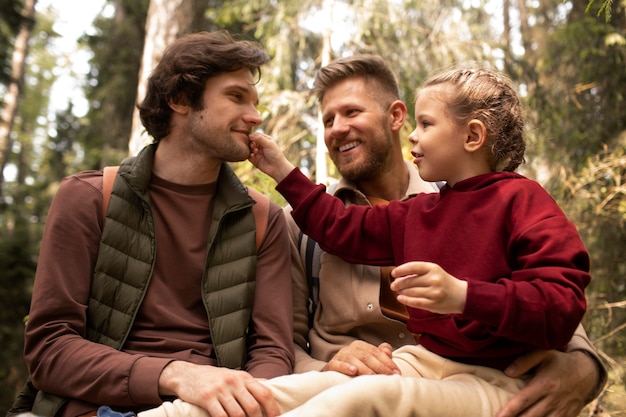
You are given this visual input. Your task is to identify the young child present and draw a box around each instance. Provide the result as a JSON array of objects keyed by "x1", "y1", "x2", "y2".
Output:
[{"x1": 244, "y1": 63, "x2": 591, "y2": 416}]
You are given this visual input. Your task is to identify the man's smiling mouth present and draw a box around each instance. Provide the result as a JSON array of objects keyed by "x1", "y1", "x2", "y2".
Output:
[{"x1": 338, "y1": 141, "x2": 360, "y2": 152}]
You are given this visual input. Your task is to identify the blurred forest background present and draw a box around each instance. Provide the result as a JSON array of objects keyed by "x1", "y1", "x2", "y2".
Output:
[{"x1": 1, "y1": 0, "x2": 625, "y2": 415}]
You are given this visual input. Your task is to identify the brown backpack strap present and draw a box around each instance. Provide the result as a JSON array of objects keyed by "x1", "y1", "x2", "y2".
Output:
[
  {"x1": 247, "y1": 188, "x2": 270, "y2": 251},
  {"x1": 102, "y1": 166, "x2": 119, "y2": 221}
]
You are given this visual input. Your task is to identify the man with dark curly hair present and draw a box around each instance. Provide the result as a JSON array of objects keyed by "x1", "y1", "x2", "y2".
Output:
[{"x1": 15, "y1": 31, "x2": 294, "y2": 417}]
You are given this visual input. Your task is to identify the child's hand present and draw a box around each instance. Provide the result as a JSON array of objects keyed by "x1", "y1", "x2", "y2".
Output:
[
  {"x1": 248, "y1": 132, "x2": 295, "y2": 182},
  {"x1": 390, "y1": 261, "x2": 468, "y2": 314}
]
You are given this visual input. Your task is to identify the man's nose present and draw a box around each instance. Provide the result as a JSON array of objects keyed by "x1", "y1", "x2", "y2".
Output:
[{"x1": 244, "y1": 106, "x2": 263, "y2": 126}]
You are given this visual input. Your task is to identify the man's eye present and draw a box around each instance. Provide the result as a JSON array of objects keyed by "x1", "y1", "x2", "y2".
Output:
[{"x1": 324, "y1": 117, "x2": 334, "y2": 127}]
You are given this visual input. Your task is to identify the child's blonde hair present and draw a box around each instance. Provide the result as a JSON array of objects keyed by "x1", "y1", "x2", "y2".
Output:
[{"x1": 417, "y1": 63, "x2": 526, "y2": 172}]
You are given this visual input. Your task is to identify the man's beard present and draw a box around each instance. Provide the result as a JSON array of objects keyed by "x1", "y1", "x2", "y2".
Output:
[{"x1": 335, "y1": 146, "x2": 389, "y2": 183}]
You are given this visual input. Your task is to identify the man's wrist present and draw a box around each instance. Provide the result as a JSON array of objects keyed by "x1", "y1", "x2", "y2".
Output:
[
  {"x1": 570, "y1": 349, "x2": 606, "y2": 403},
  {"x1": 130, "y1": 356, "x2": 175, "y2": 403},
  {"x1": 158, "y1": 360, "x2": 182, "y2": 396}
]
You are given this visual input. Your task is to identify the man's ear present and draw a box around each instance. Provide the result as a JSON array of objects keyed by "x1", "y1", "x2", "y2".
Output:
[
  {"x1": 169, "y1": 98, "x2": 189, "y2": 115},
  {"x1": 389, "y1": 100, "x2": 407, "y2": 131},
  {"x1": 464, "y1": 119, "x2": 487, "y2": 153}
]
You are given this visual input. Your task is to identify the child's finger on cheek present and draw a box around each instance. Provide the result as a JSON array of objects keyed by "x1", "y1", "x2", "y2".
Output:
[{"x1": 256, "y1": 132, "x2": 275, "y2": 143}]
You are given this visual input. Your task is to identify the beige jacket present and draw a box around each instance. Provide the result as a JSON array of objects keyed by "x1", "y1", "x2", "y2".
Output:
[{"x1": 286, "y1": 161, "x2": 603, "y2": 382}]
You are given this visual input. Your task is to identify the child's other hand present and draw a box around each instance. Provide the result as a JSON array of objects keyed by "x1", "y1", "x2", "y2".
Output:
[
  {"x1": 248, "y1": 132, "x2": 295, "y2": 182},
  {"x1": 390, "y1": 261, "x2": 467, "y2": 314}
]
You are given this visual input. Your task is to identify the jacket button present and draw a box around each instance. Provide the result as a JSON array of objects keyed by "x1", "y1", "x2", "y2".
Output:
[{"x1": 366, "y1": 303, "x2": 374, "y2": 310}]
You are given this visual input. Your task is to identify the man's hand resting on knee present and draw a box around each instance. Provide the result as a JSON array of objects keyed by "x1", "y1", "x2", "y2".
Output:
[
  {"x1": 322, "y1": 341, "x2": 401, "y2": 376},
  {"x1": 496, "y1": 350, "x2": 601, "y2": 417},
  {"x1": 158, "y1": 361, "x2": 280, "y2": 417}
]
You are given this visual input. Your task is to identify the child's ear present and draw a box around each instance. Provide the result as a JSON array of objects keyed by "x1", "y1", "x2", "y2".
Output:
[{"x1": 464, "y1": 119, "x2": 487, "y2": 153}]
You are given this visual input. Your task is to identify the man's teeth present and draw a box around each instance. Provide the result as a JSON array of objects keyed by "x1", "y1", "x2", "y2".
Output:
[{"x1": 339, "y1": 142, "x2": 359, "y2": 152}]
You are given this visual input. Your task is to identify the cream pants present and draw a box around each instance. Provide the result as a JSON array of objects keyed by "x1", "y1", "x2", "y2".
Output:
[{"x1": 139, "y1": 345, "x2": 527, "y2": 417}]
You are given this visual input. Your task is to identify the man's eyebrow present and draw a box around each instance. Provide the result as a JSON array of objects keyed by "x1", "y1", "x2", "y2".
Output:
[{"x1": 224, "y1": 83, "x2": 259, "y2": 105}]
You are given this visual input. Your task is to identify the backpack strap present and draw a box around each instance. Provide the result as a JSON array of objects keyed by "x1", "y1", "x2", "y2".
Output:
[
  {"x1": 299, "y1": 231, "x2": 322, "y2": 328},
  {"x1": 247, "y1": 187, "x2": 269, "y2": 251},
  {"x1": 102, "y1": 167, "x2": 268, "y2": 251},
  {"x1": 102, "y1": 166, "x2": 119, "y2": 220},
  {"x1": 298, "y1": 183, "x2": 337, "y2": 327}
]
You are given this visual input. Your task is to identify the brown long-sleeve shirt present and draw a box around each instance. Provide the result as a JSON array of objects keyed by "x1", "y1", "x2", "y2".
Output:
[{"x1": 25, "y1": 171, "x2": 294, "y2": 416}]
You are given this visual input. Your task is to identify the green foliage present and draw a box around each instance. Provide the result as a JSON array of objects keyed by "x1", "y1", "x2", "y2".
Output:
[
  {"x1": 0, "y1": 6, "x2": 79, "y2": 413},
  {"x1": 0, "y1": 222, "x2": 35, "y2": 411},
  {"x1": 0, "y1": 12, "x2": 56, "y2": 406},
  {"x1": 231, "y1": 160, "x2": 287, "y2": 206},
  {"x1": 78, "y1": 0, "x2": 149, "y2": 169},
  {"x1": 586, "y1": 0, "x2": 616, "y2": 22},
  {"x1": 528, "y1": 15, "x2": 625, "y2": 171},
  {"x1": 6, "y1": 9, "x2": 60, "y2": 218}
]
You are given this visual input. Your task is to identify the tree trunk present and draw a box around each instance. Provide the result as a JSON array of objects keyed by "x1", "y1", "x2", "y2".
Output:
[
  {"x1": 314, "y1": 0, "x2": 336, "y2": 186},
  {"x1": 128, "y1": 0, "x2": 207, "y2": 155},
  {"x1": 0, "y1": 0, "x2": 37, "y2": 201}
]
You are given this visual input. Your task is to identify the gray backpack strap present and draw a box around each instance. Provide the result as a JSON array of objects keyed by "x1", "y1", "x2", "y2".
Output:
[
  {"x1": 299, "y1": 231, "x2": 322, "y2": 327},
  {"x1": 6, "y1": 379, "x2": 39, "y2": 417},
  {"x1": 32, "y1": 392, "x2": 67, "y2": 417},
  {"x1": 299, "y1": 183, "x2": 337, "y2": 327}
]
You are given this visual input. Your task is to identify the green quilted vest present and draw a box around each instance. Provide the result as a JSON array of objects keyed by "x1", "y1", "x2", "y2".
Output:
[{"x1": 31, "y1": 144, "x2": 259, "y2": 416}]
